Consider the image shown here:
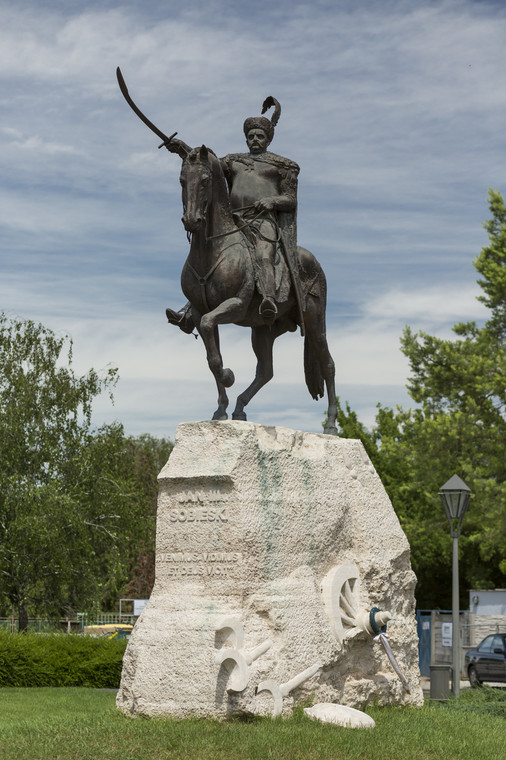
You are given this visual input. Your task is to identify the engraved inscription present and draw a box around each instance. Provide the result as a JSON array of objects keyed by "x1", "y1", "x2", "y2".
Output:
[
  {"x1": 165, "y1": 565, "x2": 235, "y2": 577},
  {"x1": 169, "y1": 508, "x2": 228, "y2": 523},
  {"x1": 158, "y1": 551, "x2": 242, "y2": 579},
  {"x1": 158, "y1": 552, "x2": 242, "y2": 563},
  {"x1": 174, "y1": 490, "x2": 225, "y2": 503}
]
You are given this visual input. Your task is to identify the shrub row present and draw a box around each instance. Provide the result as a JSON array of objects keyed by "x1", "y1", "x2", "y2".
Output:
[{"x1": 0, "y1": 630, "x2": 127, "y2": 688}]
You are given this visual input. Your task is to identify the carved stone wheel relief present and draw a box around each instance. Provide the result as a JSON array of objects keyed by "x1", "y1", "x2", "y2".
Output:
[
  {"x1": 321, "y1": 563, "x2": 362, "y2": 644},
  {"x1": 214, "y1": 617, "x2": 322, "y2": 715}
]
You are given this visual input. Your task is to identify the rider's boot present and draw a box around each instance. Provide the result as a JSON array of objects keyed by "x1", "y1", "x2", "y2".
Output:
[
  {"x1": 166, "y1": 304, "x2": 195, "y2": 334},
  {"x1": 259, "y1": 297, "x2": 278, "y2": 323},
  {"x1": 258, "y1": 258, "x2": 278, "y2": 324}
]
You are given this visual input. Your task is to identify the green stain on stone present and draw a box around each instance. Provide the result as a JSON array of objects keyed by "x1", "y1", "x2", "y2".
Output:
[{"x1": 256, "y1": 449, "x2": 285, "y2": 580}]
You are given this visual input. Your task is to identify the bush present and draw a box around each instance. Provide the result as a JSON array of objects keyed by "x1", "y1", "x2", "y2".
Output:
[{"x1": 0, "y1": 630, "x2": 127, "y2": 688}]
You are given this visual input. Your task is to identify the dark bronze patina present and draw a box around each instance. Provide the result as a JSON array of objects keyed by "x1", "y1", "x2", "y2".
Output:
[{"x1": 117, "y1": 68, "x2": 337, "y2": 434}]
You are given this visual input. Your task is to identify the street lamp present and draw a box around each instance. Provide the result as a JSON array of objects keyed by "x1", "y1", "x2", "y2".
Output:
[{"x1": 439, "y1": 474, "x2": 471, "y2": 698}]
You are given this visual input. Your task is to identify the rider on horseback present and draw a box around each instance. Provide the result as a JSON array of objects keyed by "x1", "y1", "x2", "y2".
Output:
[{"x1": 165, "y1": 97, "x2": 304, "y2": 334}]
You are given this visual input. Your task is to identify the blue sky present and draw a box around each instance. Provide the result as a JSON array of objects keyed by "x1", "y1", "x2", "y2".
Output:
[{"x1": 1, "y1": 0, "x2": 503, "y2": 440}]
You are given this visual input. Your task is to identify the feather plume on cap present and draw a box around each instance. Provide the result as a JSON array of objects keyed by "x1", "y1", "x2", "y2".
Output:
[
  {"x1": 261, "y1": 96, "x2": 281, "y2": 127},
  {"x1": 243, "y1": 96, "x2": 281, "y2": 143}
]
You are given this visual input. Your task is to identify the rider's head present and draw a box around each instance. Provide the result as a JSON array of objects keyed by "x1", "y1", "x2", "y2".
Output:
[
  {"x1": 243, "y1": 98, "x2": 280, "y2": 153},
  {"x1": 245, "y1": 125, "x2": 270, "y2": 154},
  {"x1": 243, "y1": 117, "x2": 273, "y2": 152}
]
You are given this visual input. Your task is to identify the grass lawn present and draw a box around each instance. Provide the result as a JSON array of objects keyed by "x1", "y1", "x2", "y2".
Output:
[{"x1": 0, "y1": 687, "x2": 505, "y2": 760}]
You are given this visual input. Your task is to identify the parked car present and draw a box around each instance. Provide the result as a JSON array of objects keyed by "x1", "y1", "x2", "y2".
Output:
[{"x1": 465, "y1": 633, "x2": 506, "y2": 687}]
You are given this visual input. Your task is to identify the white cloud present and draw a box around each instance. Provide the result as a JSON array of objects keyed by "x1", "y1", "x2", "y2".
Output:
[
  {"x1": 10, "y1": 135, "x2": 84, "y2": 156},
  {"x1": 364, "y1": 284, "x2": 489, "y2": 324}
]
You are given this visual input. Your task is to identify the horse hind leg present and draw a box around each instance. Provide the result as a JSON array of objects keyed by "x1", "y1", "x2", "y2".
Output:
[
  {"x1": 307, "y1": 336, "x2": 338, "y2": 435},
  {"x1": 303, "y1": 300, "x2": 338, "y2": 435}
]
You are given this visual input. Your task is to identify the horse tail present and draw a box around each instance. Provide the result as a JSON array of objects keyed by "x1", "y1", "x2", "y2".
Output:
[
  {"x1": 304, "y1": 336, "x2": 324, "y2": 400},
  {"x1": 302, "y1": 266, "x2": 327, "y2": 400}
]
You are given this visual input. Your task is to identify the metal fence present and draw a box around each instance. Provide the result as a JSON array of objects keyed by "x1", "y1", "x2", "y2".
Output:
[
  {"x1": 461, "y1": 618, "x2": 505, "y2": 647},
  {"x1": 0, "y1": 613, "x2": 135, "y2": 633},
  {"x1": 417, "y1": 610, "x2": 506, "y2": 678}
]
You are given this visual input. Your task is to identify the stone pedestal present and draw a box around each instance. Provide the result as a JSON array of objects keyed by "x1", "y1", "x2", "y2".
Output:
[{"x1": 117, "y1": 421, "x2": 423, "y2": 717}]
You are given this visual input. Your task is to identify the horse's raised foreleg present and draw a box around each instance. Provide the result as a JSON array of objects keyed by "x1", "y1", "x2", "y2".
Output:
[
  {"x1": 198, "y1": 297, "x2": 249, "y2": 409},
  {"x1": 193, "y1": 310, "x2": 230, "y2": 420},
  {"x1": 232, "y1": 324, "x2": 281, "y2": 421},
  {"x1": 199, "y1": 324, "x2": 229, "y2": 420}
]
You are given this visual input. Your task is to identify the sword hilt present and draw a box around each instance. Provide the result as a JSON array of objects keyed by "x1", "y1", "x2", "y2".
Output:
[{"x1": 158, "y1": 132, "x2": 178, "y2": 149}]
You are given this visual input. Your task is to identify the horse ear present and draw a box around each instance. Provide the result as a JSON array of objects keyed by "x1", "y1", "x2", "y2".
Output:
[{"x1": 200, "y1": 144, "x2": 208, "y2": 161}]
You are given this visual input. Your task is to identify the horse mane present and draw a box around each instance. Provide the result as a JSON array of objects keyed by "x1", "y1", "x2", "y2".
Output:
[{"x1": 182, "y1": 145, "x2": 234, "y2": 227}]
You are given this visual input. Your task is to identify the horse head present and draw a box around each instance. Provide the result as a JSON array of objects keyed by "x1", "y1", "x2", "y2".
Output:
[{"x1": 180, "y1": 145, "x2": 215, "y2": 233}]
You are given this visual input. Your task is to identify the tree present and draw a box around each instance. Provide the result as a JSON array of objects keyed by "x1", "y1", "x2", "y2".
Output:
[
  {"x1": 474, "y1": 188, "x2": 506, "y2": 335},
  {"x1": 61, "y1": 427, "x2": 173, "y2": 613},
  {"x1": 400, "y1": 189, "x2": 506, "y2": 589},
  {"x1": 333, "y1": 399, "x2": 452, "y2": 608},
  {"x1": 334, "y1": 190, "x2": 506, "y2": 608},
  {"x1": 0, "y1": 314, "x2": 121, "y2": 629},
  {"x1": 123, "y1": 434, "x2": 173, "y2": 601}
]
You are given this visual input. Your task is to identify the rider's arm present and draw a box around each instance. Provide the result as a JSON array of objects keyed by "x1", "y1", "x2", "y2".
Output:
[
  {"x1": 276, "y1": 164, "x2": 299, "y2": 209},
  {"x1": 255, "y1": 164, "x2": 299, "y2": 213},
  {"x1": 163, "y1": 137, "x2": 192, "y2": 159}
]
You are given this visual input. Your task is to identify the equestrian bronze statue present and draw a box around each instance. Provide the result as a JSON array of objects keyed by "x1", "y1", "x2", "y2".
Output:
[{"x1": 117, "y1": 68, "x2": 338, "y2": 434}]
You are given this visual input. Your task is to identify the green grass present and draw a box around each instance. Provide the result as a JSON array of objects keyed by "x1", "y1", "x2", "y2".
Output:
[{"x1": 0, "y1": 687, "x2": 505, "y2": 760}]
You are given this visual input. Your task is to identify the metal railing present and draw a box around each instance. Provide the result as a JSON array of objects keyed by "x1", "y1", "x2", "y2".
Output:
[
  {"x1": 0, "y1": 613, "x2": 136, "y2": 633},
  {"x1": 461, "y1": 621, "x2": 504, "y2": 648}
]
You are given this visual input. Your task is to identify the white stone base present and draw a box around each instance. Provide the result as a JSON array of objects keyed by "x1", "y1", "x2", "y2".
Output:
[{"x1": 117, "y1": 421, "x2": 423, "y2": 717}]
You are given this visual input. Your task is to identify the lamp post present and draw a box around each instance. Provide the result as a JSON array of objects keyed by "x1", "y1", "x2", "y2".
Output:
[{"x1": 439, "y1": 475, "x2": 471, "y2": 698}]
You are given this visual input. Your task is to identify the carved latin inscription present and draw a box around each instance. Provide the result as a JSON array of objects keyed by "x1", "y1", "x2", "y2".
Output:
[{"x1": 158, "y1": 552, "x2": 243, "y2": 579}]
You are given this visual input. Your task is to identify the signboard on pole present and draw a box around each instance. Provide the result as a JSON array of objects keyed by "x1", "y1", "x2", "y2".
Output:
[
  {"x1": 442, "y1": 622, "x2": 452, "y2": 647},
  {"x1": 133, "y1": 599, "x2": 149, "y2": 617}
]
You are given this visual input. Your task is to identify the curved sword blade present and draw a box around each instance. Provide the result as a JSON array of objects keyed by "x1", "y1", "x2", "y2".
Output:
[
  {"x1": 375, "y1": 633, "x2": 411, "y2": 693},
  {"x1": 116, "y1": 67, "x2": 176, "y2": 146}
]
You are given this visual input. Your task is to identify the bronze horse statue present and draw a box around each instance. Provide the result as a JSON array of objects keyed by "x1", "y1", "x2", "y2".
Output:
[
  {"x1": 116, "y1": 68, "x2": 337, "y2": 434},
  {"x1": 178, "y1": 145, "x2": 338, "y2": 434}
]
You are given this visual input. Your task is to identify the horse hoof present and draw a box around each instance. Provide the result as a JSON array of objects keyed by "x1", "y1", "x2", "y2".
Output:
[
  {"x1": 324, "y1": 425, "x2": 338, "y2": 436},
  {"x1": 212, "y1": 412, "x2": 228, "y2": 421},
  {"x1": 220, "y1": 368, "x2": 235, "y2": 388},
  {"x1": 232, "y1": 412, "x2": 247, "y2": 421}
]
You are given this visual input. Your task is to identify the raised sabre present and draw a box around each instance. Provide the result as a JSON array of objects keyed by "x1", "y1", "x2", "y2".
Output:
[{"x1": 116, "y1": 67, "x2": 177, "y2": 149}]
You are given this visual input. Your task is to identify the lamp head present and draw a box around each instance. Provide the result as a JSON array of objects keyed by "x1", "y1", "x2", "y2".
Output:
[{"x1": 439, "y1": 474, "x2": 471, "y2": 537}]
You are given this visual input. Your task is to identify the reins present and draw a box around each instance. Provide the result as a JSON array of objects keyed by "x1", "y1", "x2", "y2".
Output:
[{"x1": 205, "y1": 205, "x2": 263, "y2": 241}]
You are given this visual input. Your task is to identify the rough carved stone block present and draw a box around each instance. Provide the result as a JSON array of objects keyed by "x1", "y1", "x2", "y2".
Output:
[{"x1": 117, "y1": 421, "x2": 423, "y2": 717}]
